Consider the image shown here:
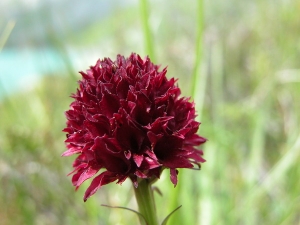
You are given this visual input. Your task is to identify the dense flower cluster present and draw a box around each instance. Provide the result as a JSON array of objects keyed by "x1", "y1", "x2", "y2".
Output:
[{"x1": 63, "y1": 53, "x2": 206, "y2": 201}]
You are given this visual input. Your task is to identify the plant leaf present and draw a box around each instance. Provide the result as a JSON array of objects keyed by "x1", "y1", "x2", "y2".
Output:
[
  {"x1": 152, "y1": 186, "x2": 163, "y2": 196},
  {"x1": 161, "y1": 205, "x2": 182, "y2": 225},
  {"x1": 101, "y1": 204, "x2": 148, "y2": 225}
]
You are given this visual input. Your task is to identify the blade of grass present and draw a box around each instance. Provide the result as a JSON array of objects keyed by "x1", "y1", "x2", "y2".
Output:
[
  {"x1": 244, "y1": 109, "x2": 266, "y2": 225},
  {"x1": 197, "y1": 143, "x2": 216, "y2": 225},
  {"x1": 255, "y1": 133, "x2": 300, "y2": 195},
  {"x1": 230, "y1": 133, "x2": 300, "y2": 223},
  {"x1": 198, "y1": 39, "x2": 225, "y2": 225},
  {"x1": 168, "y1": 1, "x2": 206, "y2": 224},
  {"x1": 0, "y1": 20, "x2": 15, "y2": 52},
  {"x1": 191, "y1": 0, "x2": 204, "y2": 99},
  {"x1": 0, "y1": 21, "x2": 18, "y2": 116},
  {"x1": 102, "y1": 204, "x2": 148, "y2": 225},
  {"x1": 161, "y1": 205, "x2": 182, "y2": 225},
  {"x1": 139, "y1": 0, "x2": 155, "y2": 61}
]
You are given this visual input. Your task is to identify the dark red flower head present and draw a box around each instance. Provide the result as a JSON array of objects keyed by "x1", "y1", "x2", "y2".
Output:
[{"x1": 63, "y1": 53, "x2": 206, "y2": 201}]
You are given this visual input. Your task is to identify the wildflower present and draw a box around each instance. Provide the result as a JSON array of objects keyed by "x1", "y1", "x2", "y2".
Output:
[{"x1": 63, "y1": 53, "x2": 206, "y2": 201}]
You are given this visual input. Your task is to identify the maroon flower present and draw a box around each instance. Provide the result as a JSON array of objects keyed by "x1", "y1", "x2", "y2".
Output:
[{"x1": 63, "y1": 53, "x2": 206, "y2": 201}]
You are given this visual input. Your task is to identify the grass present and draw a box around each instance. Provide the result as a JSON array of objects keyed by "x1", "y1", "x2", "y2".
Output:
[{"x1": 1, "y1": 0, "x2": 300, "y2": 224}]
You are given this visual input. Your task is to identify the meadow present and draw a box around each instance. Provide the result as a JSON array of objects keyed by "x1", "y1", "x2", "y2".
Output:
[{"x1": 0, "y1": 1, "x2": 300, "y2": 224}]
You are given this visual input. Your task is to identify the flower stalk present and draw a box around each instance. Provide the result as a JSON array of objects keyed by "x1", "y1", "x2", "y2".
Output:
[{"x1": 134, "y1": 179, "x2": 159, "y2": 225}]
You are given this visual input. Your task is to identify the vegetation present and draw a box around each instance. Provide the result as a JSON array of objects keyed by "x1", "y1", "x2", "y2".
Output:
[{"x1": 1, "y1": 1, "x2": 299, "y2": 224}]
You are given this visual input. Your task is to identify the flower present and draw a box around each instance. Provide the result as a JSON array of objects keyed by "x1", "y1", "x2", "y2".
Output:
[{"x1": 63, "y1": 53, "x2": 206, "y2": 201}]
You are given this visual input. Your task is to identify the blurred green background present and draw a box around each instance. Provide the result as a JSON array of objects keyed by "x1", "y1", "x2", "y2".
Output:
[{"x1": 1, "y1": 0, "x2": 300, "y2": 224}]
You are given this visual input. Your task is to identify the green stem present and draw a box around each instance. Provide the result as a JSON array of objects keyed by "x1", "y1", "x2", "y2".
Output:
[{"x1": 133, "y1": 179, "x2": 159, "y2": 225}]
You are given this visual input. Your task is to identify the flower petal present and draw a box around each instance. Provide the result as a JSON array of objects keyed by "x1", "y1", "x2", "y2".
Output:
[
  {"x1": 170, "y1": 169, "x2": 179, "y2": 186},
  {"x1": 61, "y1": 145, "x2": 82, "y2": 156},
  {"x1": 84, "y1": 171, "x2": 118, "y2": 201},
  {"x1": 63, "y1": 53, "x2": 207, "y2": 201},
  {"x1": 133, "y1": 154, "x2": 144, "y2": 167}
]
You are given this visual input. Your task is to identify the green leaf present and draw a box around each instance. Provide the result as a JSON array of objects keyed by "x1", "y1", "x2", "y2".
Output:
[
  {"x1": 161, "y1": 205, "x2": 182, "y2": 225},
  {"x1": 152, "y1": 186, "x2": 163, "y2": 196},
  {"x1": 101, "y1": 204, "x2": 148, "y2": 225}
]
